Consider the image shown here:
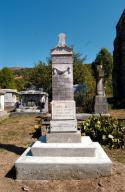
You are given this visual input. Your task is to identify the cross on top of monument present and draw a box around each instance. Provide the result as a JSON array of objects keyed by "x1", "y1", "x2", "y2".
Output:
[{"x1": 58, "y1": 33, "x2": 66, "y2": 47}]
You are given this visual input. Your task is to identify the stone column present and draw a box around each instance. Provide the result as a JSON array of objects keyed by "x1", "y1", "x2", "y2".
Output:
[
  {"x1": 94, "y1": 65, "x2": 108, "y2": 114},
  {"x1": 47, "y1": 33, "x2": 81, "y2": 143}
]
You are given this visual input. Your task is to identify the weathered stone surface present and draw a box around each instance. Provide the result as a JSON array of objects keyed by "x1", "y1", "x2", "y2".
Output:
[
  {"x1": 15, "y1": 137, "x2": 112, "y2": 180},
  {"x1": 47, "y1": 131, "x2": 81, "y2": 143},
  {"x1": 2, "y1": 89, "x2": 17, "y2": 107},
  {"x1": 94, "y1": 65, "x2": 108, "y2": 114},
  {"x1": 0, "y1": 94, "x2": 4, "y2": 111},
  {"x1": 52, "y1": 63, "x2": 73, "y2": 100},
  {"x1": 15, "y1": 34, "x2": 112, "y2": 181},
  {"x1": 17, "y1": 89, "x2": 48, "y2": 113},
  {"x1": 51, "y1": 100, "x2": 76, "y2": 120},
  {"x1": 50, "y1": 120, "x2": 77, "y2": 132},
  {"x1": 52, "y1": 56, "x2": 73, "y2": 64},
  {"x1": 31, "y1": 141, "x2": 96, "y2": 157},
  {"x1": 94, "y1": 96, "x2": 108, "y2": 114}
]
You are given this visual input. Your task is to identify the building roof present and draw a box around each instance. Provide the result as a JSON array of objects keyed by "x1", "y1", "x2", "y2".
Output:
[{"x1": 19, "y1": 90, "x2": 48, "y2": 96}]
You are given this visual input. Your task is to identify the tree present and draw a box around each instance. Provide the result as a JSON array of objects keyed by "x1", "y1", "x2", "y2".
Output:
[
  {"x1": 73, "y1": 52, "x2": 96, "y2": 112},
  {"x1": 0, "y1": 67, "x2": 16, "y2": 88},
  {"x1": 93, "y1": 48, "x2": 113, "y2": 96},
  {"x1": 28, "y1": 61, "x2": 52, "y2": 94},
  {"x1": 13, "y1": 68, "x2": 33, "y2": 91},
  {"x1": 93, "y1": 48, "x2": 113, "y2": 79},
  {"x1": 73, "y1": 52, "x2": 95, "y2": 95}
]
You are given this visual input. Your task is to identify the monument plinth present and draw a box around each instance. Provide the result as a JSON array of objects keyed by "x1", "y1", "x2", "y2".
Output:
[
  {"x1": 94, "y1": 65, "x2": 108, "y2": 114},
  {"x1": 15, "y1": 34, "x2": 112, "y2": 180}
]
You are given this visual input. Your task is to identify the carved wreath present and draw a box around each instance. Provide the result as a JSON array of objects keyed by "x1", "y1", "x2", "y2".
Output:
[{"x1": 52, "y1": 67, "x2": 70, "y2": 75}]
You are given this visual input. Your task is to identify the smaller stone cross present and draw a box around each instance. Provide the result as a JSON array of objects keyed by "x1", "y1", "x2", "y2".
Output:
[{"x1": 58, "y1": 33, "x2": 66, "y2": 46}]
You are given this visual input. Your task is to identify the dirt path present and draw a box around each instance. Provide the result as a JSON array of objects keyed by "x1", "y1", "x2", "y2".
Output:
[{"x1": 0, "y1": 114, "x2": 125, "y2": 192}]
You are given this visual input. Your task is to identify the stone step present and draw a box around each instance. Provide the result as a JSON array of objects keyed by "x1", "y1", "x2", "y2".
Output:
[
  {"x1": 15, "y1": 141, "x2": 112, "y2": 180},
  {"x1": 46, "y1": 131, "x2": 81, "y2": 143},
  {"x1": 31, "y1": 141, "x2": 96, "y2": 157}
]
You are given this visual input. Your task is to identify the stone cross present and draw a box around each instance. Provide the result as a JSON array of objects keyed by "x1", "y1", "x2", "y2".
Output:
[
  {"x1": 58, "y1": 33, "x2": 66, "y2": 46},
  {"x1": 96, "y1": 65, "x2": 104, "y2": 96}
]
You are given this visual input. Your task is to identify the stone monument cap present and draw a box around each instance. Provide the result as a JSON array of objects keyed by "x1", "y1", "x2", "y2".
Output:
[{"x1": 58, "y1": 33, "x2": 66, "y2": 47}]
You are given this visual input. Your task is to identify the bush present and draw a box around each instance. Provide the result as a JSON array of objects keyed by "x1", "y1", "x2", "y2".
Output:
[{"x1": 81, "y1": 115, "x2": 125, "y2": 148}]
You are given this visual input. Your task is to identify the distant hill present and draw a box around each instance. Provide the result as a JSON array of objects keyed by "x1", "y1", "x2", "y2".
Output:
[{"x1": 9, "y1": 67, "x2": 32, "y2": 72}]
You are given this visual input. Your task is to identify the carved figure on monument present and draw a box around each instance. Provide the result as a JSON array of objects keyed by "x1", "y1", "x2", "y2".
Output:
[{"x1": 52, "y1": 67, "x2": 70, "y2": 75}]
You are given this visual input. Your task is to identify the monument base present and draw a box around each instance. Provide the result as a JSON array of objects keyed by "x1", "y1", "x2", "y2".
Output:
[
  {"x1": 94, "y1": 95, "x2": 108, "y2": 114},
  {"x1": 15, "y1": 136, "x2": 112, "y2": 180},
  {"x1": 50, "y1": 119, "x2": 77, "y2": 132},
  {"x1": 47, "y1": 131, "x2": 81, "y2": 143}
]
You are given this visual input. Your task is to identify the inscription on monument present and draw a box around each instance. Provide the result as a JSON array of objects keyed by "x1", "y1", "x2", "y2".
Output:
[
  {"x1": 52, "y1": 101, "x2": 75, "y2": 120},
  {"x1": 50, "y1": 120, "x2": 77, "y2": 132},
  {"x1": 52, "y1": 56, "x2": 73, "y2": 64}
]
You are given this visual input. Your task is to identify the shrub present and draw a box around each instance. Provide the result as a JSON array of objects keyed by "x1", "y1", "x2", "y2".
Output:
[{"x1": 81, "y1": 115, "x2": 125, "y2": 148}]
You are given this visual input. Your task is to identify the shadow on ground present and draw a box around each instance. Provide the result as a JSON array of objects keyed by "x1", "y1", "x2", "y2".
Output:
[
  {"x1": 0, "y1": 144, "x2": 26, "y2": 155},
  {"x1": 30, "y1": 127, "x2": 41, "y2": 139},
  {"x1": 5, "y1": 166, "x2": 16, "y2": 179}
]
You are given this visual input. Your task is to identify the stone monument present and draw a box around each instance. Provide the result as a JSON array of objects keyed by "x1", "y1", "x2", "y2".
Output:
[
  {"x1": 15, "y1": 34, "x2": 112, "y2": 180},
  {"x1": 0, "y1": 90, "x2": 8, "y2": 119},
  {"x1": 94, "y1": 65, "x2": 108, "y2": 114},
  {"x1": 0, "y1": 90, "x2": 5, "y2": 111},
  {"x1": 2, "y1": 89, "x2": 17, "y2": 107},
  {"x1": 48, "y1": 33, "x2": 80, "y2": 142},
  {"x1": 16, "y1": 88, "x2": 48, "y2": 113}
]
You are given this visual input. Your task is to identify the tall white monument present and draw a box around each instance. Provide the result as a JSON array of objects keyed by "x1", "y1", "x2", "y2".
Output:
[
  {"x1": 15, "y1": 34, "x2": 112, "y2": 180},
  {"x1": 48, "y1": 33, "x2": 80, "y2": 142}
]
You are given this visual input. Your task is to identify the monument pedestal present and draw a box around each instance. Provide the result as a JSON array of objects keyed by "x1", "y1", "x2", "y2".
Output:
[
  {"x1": 15, "y1": 136, "x2": 112, "y2": 180},
  {"x1": 94, "y1": 95, "x2": 108, "y2": 114},
  {"x1": 47, "y1": 131, "x2": 81, "y2": 143}
]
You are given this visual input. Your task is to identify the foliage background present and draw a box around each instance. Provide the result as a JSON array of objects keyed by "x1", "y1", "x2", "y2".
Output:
[{"x1": 0, "y1": 48, "x2": 113, "y2": 111}]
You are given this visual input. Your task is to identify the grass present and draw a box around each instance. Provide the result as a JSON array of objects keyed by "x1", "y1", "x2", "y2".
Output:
[{"x1": 0, "y1": 114, "x2": 41, "y2": 148}]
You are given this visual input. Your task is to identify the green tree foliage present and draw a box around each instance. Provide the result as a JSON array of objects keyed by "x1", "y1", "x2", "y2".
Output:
[
  {"x1": 15, "y1": 78, "x2": 27, "y2": 91},
  {"x1": 73, "y1": 53, "x2": 96, "y2": 95},
  {"x1": 0, "y1": 67, "x2": 16, "y2": 88},
  {"x1": 73, "y1": 53, "x2": 96, "y2": 112},
  {"x1": 93, "y1": 48, "x2": 113, "y2": 96},
  {"x1": 28, "y1": 61, "x2": 52, "y2": 95},
  {"x1": 13, "y1": 68, "x2": 33, "y2": 91},
  {"x1": 94, "y1": 48, "x2": 113, "y2": 79}
]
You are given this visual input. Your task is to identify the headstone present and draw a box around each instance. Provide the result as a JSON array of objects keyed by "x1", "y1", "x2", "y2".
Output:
[
  {"x1": 49, "y1": 33, "x2": 81, "y2": 142},
  {"x1": 15, "y1": 34, "x2": 112, "y2": 180},
  {"x1": 94, "y1": 65, "x2": 108, "y2": 114},
  {"x1": 2, "y1": 89, "x2": 17, "y2": 107}
]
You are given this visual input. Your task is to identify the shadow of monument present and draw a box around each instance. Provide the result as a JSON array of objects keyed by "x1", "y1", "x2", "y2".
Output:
[
  {"x1": 29, "y1": 127, "x2": 41, "y2": 139},
  {"x1": 0, "y1": 144, "x2": 26, "y2": 180},
  {"x1": 0, "y1": 143, "x2": 26, "y2": 155},
  {"x1": 5, "y1": 166, "x2": 16, "y2": 179}
]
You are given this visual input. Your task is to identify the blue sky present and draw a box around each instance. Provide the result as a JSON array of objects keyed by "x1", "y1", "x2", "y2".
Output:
[{"x1": 0, "y1": 0, "x2": 125, "y2": 68}]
